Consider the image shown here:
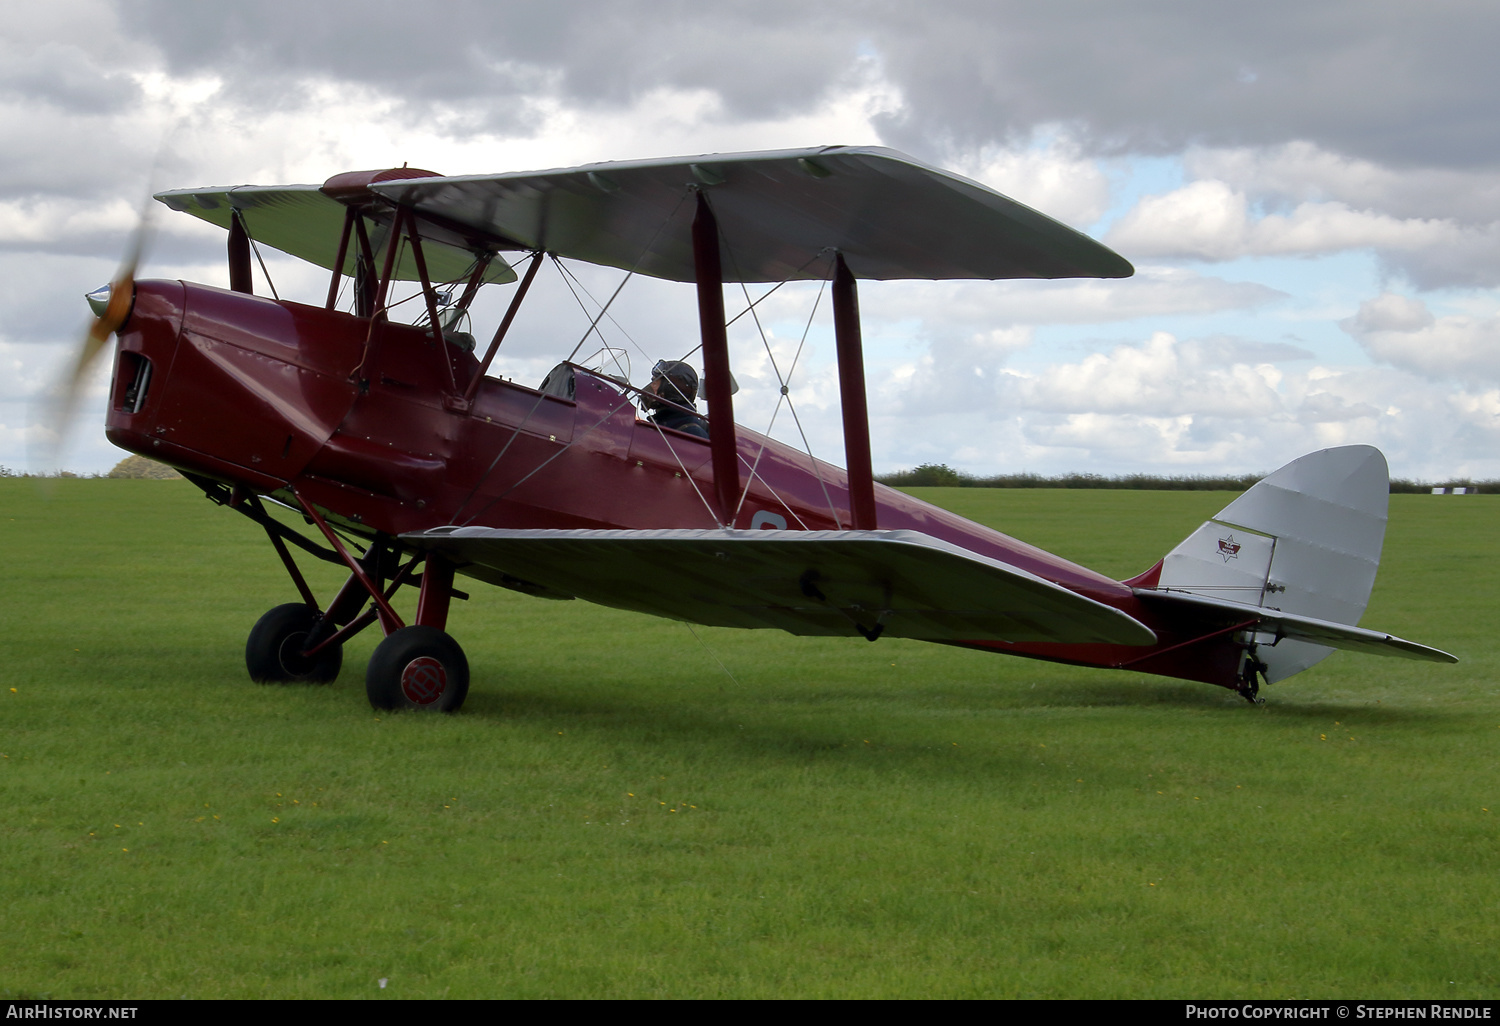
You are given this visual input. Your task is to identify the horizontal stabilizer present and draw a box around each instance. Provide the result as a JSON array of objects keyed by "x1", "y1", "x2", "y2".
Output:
[
  {"x1": 1134, "y1": 588, "x2": 1456, "y2": 664},
  {"x1": 406, "y1": 527, "x2": 1157, "y2": 646}
]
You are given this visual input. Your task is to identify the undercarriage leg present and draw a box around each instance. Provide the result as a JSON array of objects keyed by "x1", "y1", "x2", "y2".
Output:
[
  {"x1": 415, "y1": 554, "x2": 455, "y2": 630},
  {"x1": 1235, "y1": 648, "x2": 1268, "y2": 705},
  {"x1": 366, "y1": 554, "x2": 470, "y2": 713}
]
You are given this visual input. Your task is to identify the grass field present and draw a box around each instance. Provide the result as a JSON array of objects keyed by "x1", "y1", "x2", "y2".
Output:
[{"x1": 1, "y1": 480, "x2": 1495, "y2": 999}]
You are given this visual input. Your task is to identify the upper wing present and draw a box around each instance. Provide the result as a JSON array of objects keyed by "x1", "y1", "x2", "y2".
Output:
[
  {"x1": 370, "y1": 146, "x2": 1134, "y2": 283},
  {"x1": 1134, "y1": 588, "x2": 1457, "y2": 663},
  {"x1": 405, "y1": 527, "x2": 1157, "y2": 646},
  {"x1": 153, "y1": 183, "x2": 518, "y2": 286}
]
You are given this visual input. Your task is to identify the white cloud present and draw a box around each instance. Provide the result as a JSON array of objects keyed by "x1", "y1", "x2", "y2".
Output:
[
  {"x1": 1340, "y1": 292, "x2": 1500, "y2": 382},
  {"x1": 1018, "y1": 331, "x2": 1285, "y2": 417},
  {"x1": 865, "y1": 329, "x2": 1500, "y2": 479},
  {"x1": 1186, "y1": 141, "x2": 1500, "y2": 223},
  {"x1": 857, "y1": 266, "x2": 1283, "y2": 333},
  {"x1": 952, "y1": 133, "x2": 1112, "y2": 229},
  {"x1": 1106, "y1": 179, "x2": 1470, "y2": 262},
  {"x1": 0, "y1": 196, "x2": 142, "y2": 251},
  {"x1": 5, "y1": 5, "x2": 1500, "y2": 485},
  {"x1": 1107, "y1": 181, "x2": 1253, "y2": 262},
  {"x1": 878, "y1": 326, "x2": 1034, "y2": 415},
  {"x1": 1103, "y1": 149, "x2": 1500, "y2": 287}
]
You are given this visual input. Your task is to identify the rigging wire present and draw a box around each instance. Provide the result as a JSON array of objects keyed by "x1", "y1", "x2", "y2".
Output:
[
  {"x1": 460, "y1": 377, "x2": 719, "y2": 528},
  {"x1": 552, "y1": 258, "x2": 653, "y2": 369},
  {"x1": 730, "y1": 270, "x2": 841, "y2": 527},
  {"x1": 453, "y1": 188, "x2": 693, "y2": 525},
  {"x1": 730, "y1": 452, "x2": 813, "y2": 530},
  {"x1": 234, "y1": 211, "x2": 280, "y2": 301},
  {"x1": 637, "y1": 416, "x2": 723, "y2": 526},
  {"x1": 774, "y1": 272, "x2": 844, "y2": 527},
  {"x1": 714, "y1": 226, "x2": 844, "y2": 529},
  {"x1": 723, "y1": 280, "x2": 787, "y2": 329},
  {"x1": 451, "y1": 256, "x2": 641, "y2": 525},
  {"x1": 685, "y1": 623, "x2": 741, "y2": 690}
]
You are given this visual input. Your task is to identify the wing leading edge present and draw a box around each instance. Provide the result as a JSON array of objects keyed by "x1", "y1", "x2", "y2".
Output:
[
  {"x1": 404, "y1": 527, "x2": 1157, "y2": 646},
  {"x1": 371, "y1": 146, "x2": 1134, "y2": 283}
]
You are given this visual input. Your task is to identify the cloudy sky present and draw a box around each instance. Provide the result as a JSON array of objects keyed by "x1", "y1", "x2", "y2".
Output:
[{"x1": 5, "y1": 0, "x2": 1498, "y2": 480}]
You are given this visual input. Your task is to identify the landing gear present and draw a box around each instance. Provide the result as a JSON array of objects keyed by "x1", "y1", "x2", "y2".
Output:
[
  {"x1": 222, "y1": 482, "x2": 471, "y2": 711},
  {"x1": 366, "y1": 626, "x2": 470, "y2": 712},
  {"x1": 1235, "y1": 649, "x2": 1268, "y2": 705},
  {"x1": 245, "y1": 603, "x2": 343, "y2": 683}
]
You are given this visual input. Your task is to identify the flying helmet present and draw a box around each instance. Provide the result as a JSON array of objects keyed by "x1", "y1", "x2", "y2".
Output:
[{"x1": 646, "y1": 360, "x2": 699, "y2": 409}]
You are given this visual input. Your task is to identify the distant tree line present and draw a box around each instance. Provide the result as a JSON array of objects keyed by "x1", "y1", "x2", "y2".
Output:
[
  {"x1": 877, "y1": 463, "x2": 1493, "y2": 494},
  {"x1": 1, "y1": 457, "x2": 1486, "y2": 493},
  {"x1": 1, "y1": 456, "x2": 182, "y2": 480}
]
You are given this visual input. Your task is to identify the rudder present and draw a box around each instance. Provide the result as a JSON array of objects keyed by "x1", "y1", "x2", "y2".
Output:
[{"x1": 1155, "y1": 446, "x2": 1389, "y2": 682}]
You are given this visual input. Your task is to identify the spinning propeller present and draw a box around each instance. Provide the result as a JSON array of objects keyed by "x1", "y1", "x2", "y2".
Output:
[{"x1": 39, "y1": 210, "x2": 151, "y2": 470}]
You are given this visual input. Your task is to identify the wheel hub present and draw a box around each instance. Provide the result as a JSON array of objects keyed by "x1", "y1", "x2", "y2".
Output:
[
  {"x1": 400, "y1": 656, "x2": 447, "y2": 705},
  {"x1": 276, "y1": 632, "x2": 314, "y2": 675}
]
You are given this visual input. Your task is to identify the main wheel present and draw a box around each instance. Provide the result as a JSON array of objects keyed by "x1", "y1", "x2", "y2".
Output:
[
  {"x1": 365, "y1": 626, "x2": 470, "y2": 712},
  {"x1": 246, "y1": 603, "x2": 342, "y2": 683}
]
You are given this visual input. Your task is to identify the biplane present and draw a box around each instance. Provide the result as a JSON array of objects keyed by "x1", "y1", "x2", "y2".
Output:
[{"x1": 74, "y1": 145, "x2": 1454, "y2": 712}]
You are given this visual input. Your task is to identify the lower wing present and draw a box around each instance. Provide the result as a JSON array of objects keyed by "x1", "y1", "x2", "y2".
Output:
[{"x1": 404, "y1": 527, "x2": 1157, "y2": 646}]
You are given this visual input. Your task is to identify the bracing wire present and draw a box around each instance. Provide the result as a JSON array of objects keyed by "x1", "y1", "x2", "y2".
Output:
[
  {"x1": 552, "y1": 259, "x2": 655, "y2": 370},
  {"x1": 777, "y1": 270, "x2": 844, "y2": 527},
  {"x1": 454, "y1": 188, "x2": 693, "y2": 525},
  {"x1": 455, "y1": 254, "x2": 651, "y2": 524},
  {"x1": 235, "y1": 212, "x2": 280, "y2": 301},
  {"x1": 714, "y1": 233, "x2": 844, "y2": 529},
  {"x1": 685, "y1": 623, "x2": 741, "y2": 689},
  {"x1": 724, "y1": 280, "x2": 788, "y2": 329}
]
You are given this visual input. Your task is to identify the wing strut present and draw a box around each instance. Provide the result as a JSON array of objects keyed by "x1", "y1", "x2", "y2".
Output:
[
  {"x1": 693, "y1": 191, "x2": 739, "y2": 525},
  {"x1": 833, "y1": 254, "x2": 877, "y2": 529},
  {"x1": 228, "y1": 211, "x2": 253, "y2": 295},
  {"x1": 464, "y1": 250, "x2": 543, "y2": 405}
]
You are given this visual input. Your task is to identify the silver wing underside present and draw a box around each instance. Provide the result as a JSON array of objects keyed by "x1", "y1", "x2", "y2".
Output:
[
  {"x1": 371, "y1": 146, "x2": 1134, "y2": 283},
  {"x1": 157, "y1": 147, "x2": 1133, "y2": 287},
  {"x1": 154, "y1": 184, "x2": 518, "y2": 286},
  {"x1": 404, "y1": 527, "x2": 1156, "y2": 646}
]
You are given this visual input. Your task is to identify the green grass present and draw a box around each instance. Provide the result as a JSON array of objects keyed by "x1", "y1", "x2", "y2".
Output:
[{"x1": 1, "y1": 481, "x2": 1496, "y2": 998}]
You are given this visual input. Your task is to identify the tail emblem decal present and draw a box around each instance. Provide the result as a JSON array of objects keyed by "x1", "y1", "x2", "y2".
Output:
[{"x1": 1217, "y1": 535, "x2": 1242, "y2": 563}]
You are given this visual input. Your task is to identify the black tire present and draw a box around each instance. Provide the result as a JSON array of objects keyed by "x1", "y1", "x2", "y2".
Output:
[
  {"x1": 365, "y1": 625, "x2": 470, "y2": 712},
  {"x1": 245, "y1": 603, "x2": 342, "y2": 684}
]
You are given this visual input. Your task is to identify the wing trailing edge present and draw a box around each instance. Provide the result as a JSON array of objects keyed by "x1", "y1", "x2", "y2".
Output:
[{"x1": 404, "y1": 527, "x2": 1157, "y2": 646}]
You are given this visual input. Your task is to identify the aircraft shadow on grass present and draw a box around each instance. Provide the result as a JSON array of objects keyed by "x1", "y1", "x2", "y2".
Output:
[{"x1": 436, "y1": 670, "x2": 1457, "y2": 788}]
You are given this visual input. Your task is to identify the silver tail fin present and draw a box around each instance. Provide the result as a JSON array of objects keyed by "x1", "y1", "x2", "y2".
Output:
[{"x1": 1156, "y1": 445, "x2": 1390, "y2": 682}]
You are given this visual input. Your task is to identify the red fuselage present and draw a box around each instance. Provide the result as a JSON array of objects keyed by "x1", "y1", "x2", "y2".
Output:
[{"x1": 106, "y1": 280, "x2": 1240, "y2": 688}]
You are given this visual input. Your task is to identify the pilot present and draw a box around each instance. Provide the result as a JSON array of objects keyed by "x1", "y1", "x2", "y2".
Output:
[{"x1": 641, "y1": 360, "x2": 709, "y2": 439}]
